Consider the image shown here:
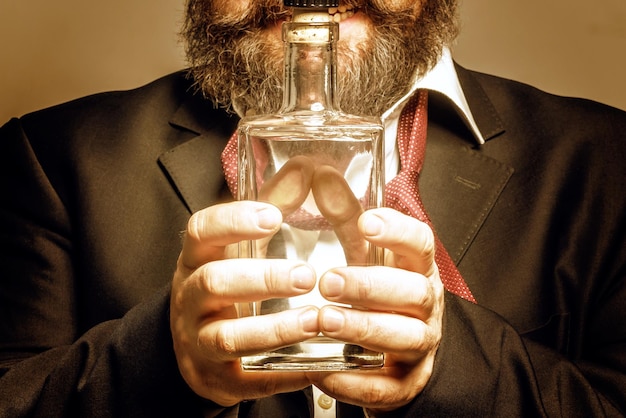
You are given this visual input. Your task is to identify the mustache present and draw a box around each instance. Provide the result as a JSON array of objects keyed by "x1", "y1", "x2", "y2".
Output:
[
  {"x1": 185, "y1": 0, "x2": 419, "y2": 35},
  {"x1": 183, "y1": 0, "x2": 459, "y2": 116}
]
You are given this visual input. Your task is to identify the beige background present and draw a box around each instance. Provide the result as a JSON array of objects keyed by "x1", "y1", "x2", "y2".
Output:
[{"x1": 1, "y1": 0, "x2": 625, "y2": 123}]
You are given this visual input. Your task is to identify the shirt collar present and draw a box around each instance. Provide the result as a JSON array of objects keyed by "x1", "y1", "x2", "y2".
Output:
[{"x1": 382, "y1": 47, "x2": 485, "y2": 145}]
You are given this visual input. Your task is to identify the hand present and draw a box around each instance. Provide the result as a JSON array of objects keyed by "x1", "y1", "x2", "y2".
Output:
[
  {"x1": 169, "y1": 201, "x2": 320, "y2": 406},
  {"x1": 266, "y1": 157, "x2": 443, "y2": 411},
  {"x1": 308, "y1": 208, "x2": 445, "y2": 412}
]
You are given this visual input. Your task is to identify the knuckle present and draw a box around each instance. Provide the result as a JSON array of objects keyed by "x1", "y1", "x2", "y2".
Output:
[
  {"x1": 264, "y1": 264, "x2": 279, "y2": 292},
  {"x1": 213, "y1": 324, "x2": 238, "y2": 356},
  {"x1": 409, "y1": 282, "x2": 434, "y2": 310},
  {"x1": 396, "y1": 224, "x2": 414, "y2": 245},
  {"x1": 420, "y1": 224, "x2": 436, "y2": 254},
  {"x1": 186, "y1": 211, "x2": 206, "y2": 242},
  {"x1": 357, "y1": 273, "x2": 374, "y2": 300},
  {"x1": 430, "y1": 326, "x2": 442, "y2": 348},
  {"x1": 361, "y1": 381, "x2": 392, "y2": 406},
  {"x1": 198, "y1": 265, "x2": 222, "y2": 297},
  {"x1": 226, "y1": 208, "x2": 242, "y2": 230},
  {"x1": 187, "y1": 264, "x2": 233, "y2": 305},
  {"x1": 354, "y1": 315, "x2": 379, "y2": 342},
  {"x1": 406, "y1": 335, "x2": 430, "y2": 354},
  {"x1": 260, "y1": 379, "x2": 279, "y2": 397},
  {"x1": 406, "y1": 322, "x2": 440, "y2": 354},
  {"x1": 273, "y1": 319, "x2": 294, "y2": 342},
  {"x1": 171, "y1": 285, "x2": 186, "y2": 311}
]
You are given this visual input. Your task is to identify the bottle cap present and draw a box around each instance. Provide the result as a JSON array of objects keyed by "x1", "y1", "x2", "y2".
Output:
[{"x1": 283, "y1": 0, "x2": 339, "y2": 7}]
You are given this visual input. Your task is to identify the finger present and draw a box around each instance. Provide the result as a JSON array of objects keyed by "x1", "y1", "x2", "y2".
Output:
[
  {"x1": 259, "y1": 155, "x2": 315, "y2": 217},
  {"x1": 181, "y1": 201, "x2": 282, "y2": 269},
  {"x1": 182, "y1": 353, "x2": 312, "y2": 407},
  {"x1": 311, "y1": 165, "x2": 368, "y2": 265},
  {"x1": 254, "y1": 156, "x2": 315, "y2": 257},
  {"x1": 194, "y1": 362, "x2": 312, "y2": 407},
  {"x1": 359, "y1": 208, "x2": 436, "y2": 275},
  {"x1": 178, "y1": 259, "x2": 317, "y2": 312},
  {"x1": 319, "y1": 266, "x2": 437, "y2": 317},
  {"x1": 212, "y1": 368, "x2": 312, "y2": 407},
  {"x1": 308, "y1": 359, "x2": 435, "y2": 411},
  {"x1": 198, "y1": 306, "x2": 320, "y2": 361},
  {"x1": 317, "y1": 306, "x2": 439, "y2": 360}
]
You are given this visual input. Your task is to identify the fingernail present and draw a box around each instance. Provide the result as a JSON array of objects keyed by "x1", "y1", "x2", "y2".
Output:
[
  {"x1": 291, "y1": 265, "x2": 316, "y2": 290},
  {"x1": 321, "y1": 273, "x2": 344, "y2": 298},
  {"x1": 256, "y1": 207, "x2": 281, "y2": 230},
  {"x1": 321, "y1": 308, "x2": 344, "y2": 332},
  {"x1": 363, "y1": 213, "x2": 384, "y2": 237},
  {"x1": 299, "y1": 308, "x2": 319, "y2": 333}
]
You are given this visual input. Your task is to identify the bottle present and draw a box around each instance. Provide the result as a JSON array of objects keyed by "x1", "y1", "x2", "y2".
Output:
[{"x1": 236, "y1": 0, "x2": 384, "y2": 370}]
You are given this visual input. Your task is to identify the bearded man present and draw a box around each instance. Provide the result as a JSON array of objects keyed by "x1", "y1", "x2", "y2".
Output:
[{"x1": 1, "y1": 0, "x2": 625, "y2": 417}]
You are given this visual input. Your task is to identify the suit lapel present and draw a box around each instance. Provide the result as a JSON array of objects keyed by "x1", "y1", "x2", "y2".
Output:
[
  {"x1": 421, "y1": 128, "x2": 513, "y2": 264},
  {"x1": 158, "y1": 97, "x2": 239, "y2": 213},
  {"x1": 421, "y1": 66, "x2": 514, "y2": 264}
]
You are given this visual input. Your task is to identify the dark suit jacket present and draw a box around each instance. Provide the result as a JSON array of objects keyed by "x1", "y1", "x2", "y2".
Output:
[{"x1": 1, "y1": 66, "x2": 625, "y2": 417}]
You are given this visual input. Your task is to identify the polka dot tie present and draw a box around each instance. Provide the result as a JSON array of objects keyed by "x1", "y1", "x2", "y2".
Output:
[
  {"x1": 385, "y1": 90, "x2": 476, "y2": 303},
  {"x1": 221, "y1": 89, "x2": 476, "y2": 302},
  {"x1": 221, "y1": 131, "x2": 239, "y2": 199}
]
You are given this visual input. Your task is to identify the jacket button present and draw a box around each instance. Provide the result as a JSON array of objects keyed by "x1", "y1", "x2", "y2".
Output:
[{"x1": 317, "y1": 393, "x2": 334, "y2": 410}]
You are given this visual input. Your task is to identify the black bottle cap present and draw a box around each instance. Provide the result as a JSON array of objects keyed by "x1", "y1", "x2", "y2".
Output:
[{"x1": 283, "y1": 0, "x2": 340, "y2": 7}]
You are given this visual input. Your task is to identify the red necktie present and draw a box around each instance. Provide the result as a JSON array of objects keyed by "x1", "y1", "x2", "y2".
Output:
[
  {"x1": 221, "y1": 90, "x2": 476, "y2": 302},
  {"x1": 386, "y1": 90, "x2": 476, "y2": 303}
]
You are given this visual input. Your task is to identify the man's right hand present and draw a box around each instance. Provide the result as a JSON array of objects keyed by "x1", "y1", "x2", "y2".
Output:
[{"x1": 169, "y1": 201, "x2": 318, "y2": 406}]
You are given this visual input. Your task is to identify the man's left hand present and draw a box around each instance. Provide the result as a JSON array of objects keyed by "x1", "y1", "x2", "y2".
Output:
[{"x1": 307, "y1": 208, "x2": 444, "y2": 412}]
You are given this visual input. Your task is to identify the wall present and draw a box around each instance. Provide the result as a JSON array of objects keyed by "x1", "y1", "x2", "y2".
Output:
[
  {"x1": 454, "y1": 0, "x2": 626, "y2": 111},
  {"x1": 1, "y1": 1, "x2": 625, "y2": 123},
  {"x1": 0, "y1": 1, "x2": 185, "y2": 122}
]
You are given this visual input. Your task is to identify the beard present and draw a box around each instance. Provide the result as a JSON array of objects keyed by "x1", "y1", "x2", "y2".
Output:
[{"x1": 182, "y1": 0, "x2": 459, "y2": 117}]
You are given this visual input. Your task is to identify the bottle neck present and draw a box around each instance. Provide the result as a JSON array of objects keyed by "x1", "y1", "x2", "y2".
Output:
[{"x1": 280, "y1": 21, "x2": 340, "y2": 114}]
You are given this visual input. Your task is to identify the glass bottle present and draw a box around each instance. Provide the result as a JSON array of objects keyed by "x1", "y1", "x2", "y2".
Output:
[{"x1": 236, "y1": 0, "x2": 384, "y2": 370}]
